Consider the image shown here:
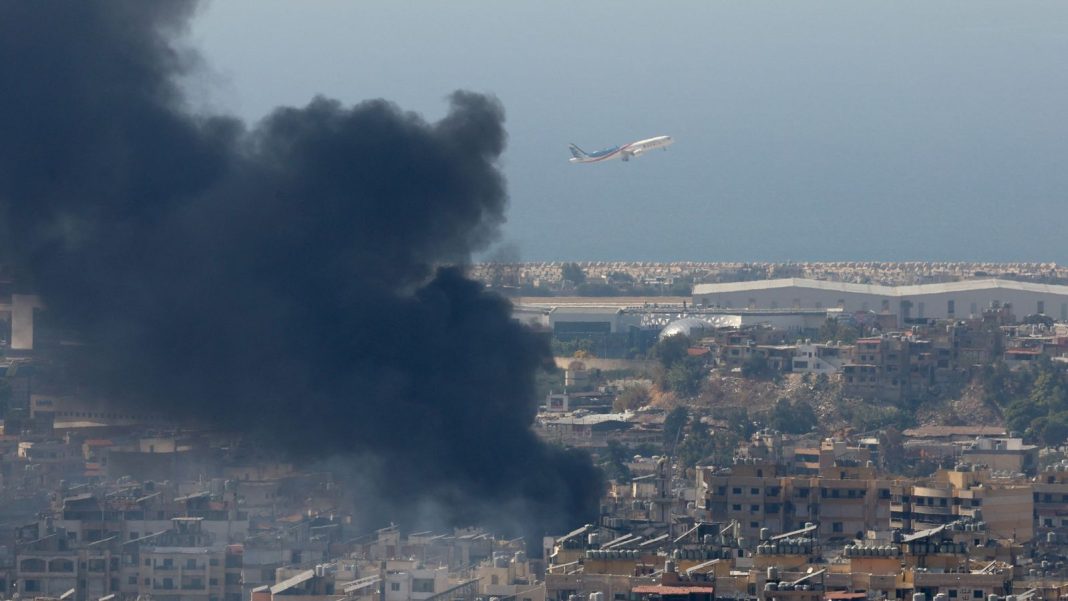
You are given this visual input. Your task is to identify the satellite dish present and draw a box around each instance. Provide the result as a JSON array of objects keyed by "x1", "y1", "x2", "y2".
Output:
[{"x1": 806, "y1": 567, "x2": 814, "y2": 574}]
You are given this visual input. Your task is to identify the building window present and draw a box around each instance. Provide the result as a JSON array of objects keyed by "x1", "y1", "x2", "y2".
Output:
[
  {"x1": 832, "y1": 522, "x2": 843, "y2": 533},
  {"x1": 971, "y1": 302, "x2": 978, "y2": 315},
  {"x1": 750, "y1": 488, "x2": 759, "y2": 495},
  {"x1": 732, "y1": 504, "x2": 742, "y2": 511},
  {"x1": 732, "y1": 487, "x2": 742, "y2": 494},
  {"x1": 947, "y1": 300, "x2": 955, "y2": 315},
  {"x1": 391, "y1": 583, "x2": 400, "y2": 592},
  {"x1": 751, "y1": 504, "x2": 760, "y2": 512},
  {"x1": 917, "y1": 302, "x2": 925, "y2": 318},
  {"x1": 412, "y1": 579, "x2": 435, "y2": 593},
  {"x1": 1038, "y1": 300, "x2": 1045, "y2": 314}
]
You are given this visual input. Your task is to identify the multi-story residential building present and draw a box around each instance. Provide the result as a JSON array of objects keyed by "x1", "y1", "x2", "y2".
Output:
[
  {"x1": 792, "y1": 342, "x2": 849, "y2": 374},
  {"x1": 135, "y1": 518, "x2": 244, "y2": 601},
  {"x1": 697, "y1": 458, "x2": 892, "y2": 543},
  {"x1": 1033, "y1": 466, "x2": 1068, "y2": 535},
  {"x1": 890, "y1": 466, "x2": 1034, "y2": 543},
  {"x1": 842, "y1": 335, "x2": 933, "y2": 402},
  {"x1": 14, "y1": 530, "x2": 120, "y2": 601},
  {"x1": 50, "y1": 482, "x2": 248, "y2": 546},
  {"x1": 961, "y1": 437, "x2": 1039, "y2": 475},
  {"x1": 474, "y1": 552, "x2": 543, "y2": 601}
]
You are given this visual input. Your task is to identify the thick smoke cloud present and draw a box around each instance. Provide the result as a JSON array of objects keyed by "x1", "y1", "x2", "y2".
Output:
[{"x1": 0, "y1": 1, "x2": 601, "y2": 535}]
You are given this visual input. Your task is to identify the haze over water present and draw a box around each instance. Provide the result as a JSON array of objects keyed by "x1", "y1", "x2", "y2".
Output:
[{"x1": 191, "y1": 1, "x2": 1068, "y2": 263}]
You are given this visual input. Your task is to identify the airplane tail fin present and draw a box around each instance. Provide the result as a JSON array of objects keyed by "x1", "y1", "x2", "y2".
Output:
[{"x1": 568, "y1": 144, "x2": 588, "y2": 159}]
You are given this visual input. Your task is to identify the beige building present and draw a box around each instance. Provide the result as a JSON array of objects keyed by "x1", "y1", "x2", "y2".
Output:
[
  {"x1": 697, "y1": 459, "x2": 892, "y2": 543},
  {"x1": 890, "y1": 467, "x2": 1034, "y2": 543}
]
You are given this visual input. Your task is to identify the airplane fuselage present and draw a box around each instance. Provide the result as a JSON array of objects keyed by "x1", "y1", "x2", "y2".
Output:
[{"x1": 569, "y1": 135, "x2": 673, "y2": 164}]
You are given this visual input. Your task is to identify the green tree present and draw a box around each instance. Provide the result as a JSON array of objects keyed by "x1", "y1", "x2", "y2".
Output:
[
  {"x1": 677, "y1": 419, "x2": 717, "y2": 468},
  {"x1": 1004, "y1": 396, "x2": 1044, "y2": 436},
  {"x1": 652, "y1": 334, "x2": 691, "y2": 369},
  {"x1": 1029, "y1": 366, "x2": 1067, "y2": 412},
  {"x1": 724, "y1": 407, "x2": 755, "y2": 438},
  {"x1": 614, "y1": 385, "x2": 651, "y2": 412},
  {"x1": 561, "y1": 262, "x2": 586, "y2": 285},
  {"x1": 600, "y1": 439, "x2": 633, "y2": 483},
  {"x1": 998, "y1": 360, "x2": 1068, "y2": 441},
  {"x1": 665, "y1": 357, "x2": 705, "y2": 397},
  {"x1": 1040, "y1": 412, "x2": 1068, "y2": 447},
  {"x1": 818, "y1": 319, "x2": 860, "y2": 344},
  {"x1": 741, "y1": 353, "x2": 771, "y2": 379},
  {"x1": 767, "y1": 399, "x2": 817, "y2": 434},
  {"x1": 879, "y1": 427, "x2": 906, "y2": 473},
  {"x1": 663, "y1": 406, "x2": 689, "y2": 451}
]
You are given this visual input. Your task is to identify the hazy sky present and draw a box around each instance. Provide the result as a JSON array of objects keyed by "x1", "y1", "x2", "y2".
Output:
[{"x1": 189, "y1": 1, "x2": 1068, "y2": 262}]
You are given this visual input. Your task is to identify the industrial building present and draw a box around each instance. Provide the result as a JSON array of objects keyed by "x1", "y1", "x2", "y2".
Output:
[{"x1": 692, "y1": 278, "x2": 1068, "y2": 324}]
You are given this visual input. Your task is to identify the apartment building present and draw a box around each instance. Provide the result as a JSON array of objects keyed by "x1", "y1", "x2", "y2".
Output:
[
  {"x1": 135, "y1": 518, "x2": 244, "y2": 601},
  {"x1": 792, "y1": 342, "x2": 848, "y2": 374},
  {"x1": 890, "y1": 467, "x2": 1034, "y2": 543},
  {"x1": 1034, "y1": 466, "x2": 1068, "y2": 534},
  {"x1": 696, "y1": 459, "x2": 892, "y2": 543},
  {"x1": 14, "y1": 535, "x2": 120, "y2": 601},
  {"x1": 842, "y1": 335, "x2": 936, "y2": 403}
]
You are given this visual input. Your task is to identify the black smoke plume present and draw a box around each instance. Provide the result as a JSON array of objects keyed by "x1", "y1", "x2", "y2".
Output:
[{"x1": 0, "y1": 1, "x2": 601, "y2": 535}]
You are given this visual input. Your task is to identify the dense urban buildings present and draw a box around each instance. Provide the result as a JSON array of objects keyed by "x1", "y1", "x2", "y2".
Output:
[{"x1": 3, "y1": 264, "x2": 1068, "y2": 601}]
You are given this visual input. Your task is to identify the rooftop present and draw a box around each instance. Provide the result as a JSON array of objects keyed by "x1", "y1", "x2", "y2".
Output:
[{"x1": 693, "y1": 277, "x2": 1068, "y2": 297}]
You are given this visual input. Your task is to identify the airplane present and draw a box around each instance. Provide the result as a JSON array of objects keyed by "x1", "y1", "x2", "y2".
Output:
[{"x1": 568, "y1": 135, "x2": 673, "y2": 164}]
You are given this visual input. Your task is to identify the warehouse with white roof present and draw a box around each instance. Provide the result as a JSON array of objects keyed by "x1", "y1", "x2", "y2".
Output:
[{"x1": 692, "y1": 278, "x2": 1068, "y2": 323}]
